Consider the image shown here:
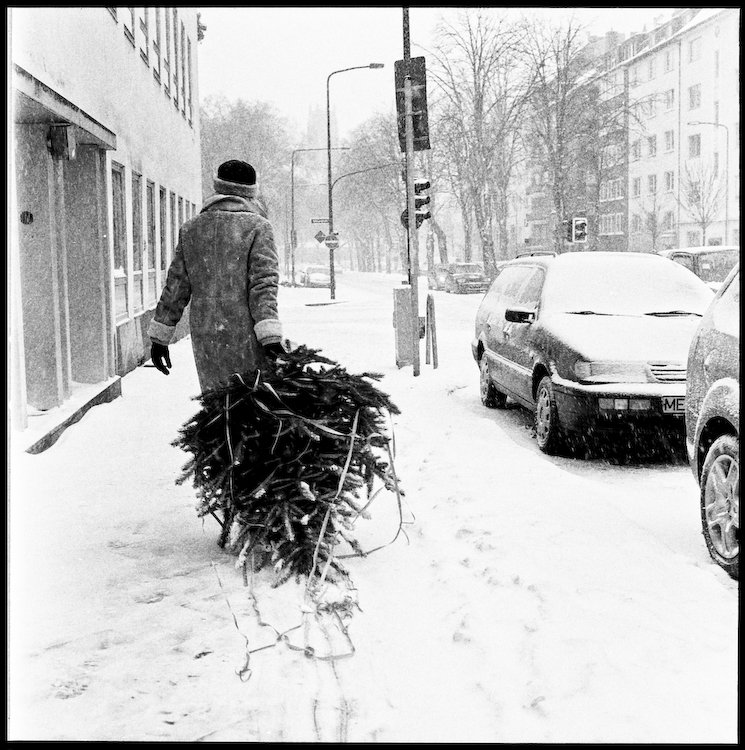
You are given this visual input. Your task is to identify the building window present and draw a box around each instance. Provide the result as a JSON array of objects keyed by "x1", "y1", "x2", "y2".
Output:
[
  {"x1": 687, "y1": 230, "x2": 700, "y2": 246},
  {"x1": 663, "y1": 211, "x2": 675, "y2": 231},
  {"x1": 648, "y1": 174, "x2": 657, "y2": 194},
  {"x1": 664, "y1": 130, "x2": 675, "y2": 152},
  {"x1": 688, "y1": 83, "x2": 701, "y2": 110},
  {"x1": 124, "y1": 6, "x2": 135, "y2": 46},
  {"x1": 647, "y1": 135, "x2": 657, "y2": 157},
  {"x1": 688, "y1": 37, "x2": 701, "y2": 62},
  {"x1": 153, "y1": 8, "x2": 161, "y2": 82},
  {"x1": 111, "y1": 163, "x2": 128, "y2": 320},
  {"x1": 664, "y1": 89, "x2": 675, "y2": 110},
  {"x1": 132, "y1": 172, "x2": 144, "y2": 312},
  {"x1": 164, "y1": 8, "x2": 171, "y2": 95},
  {"x1": 689, "y1": 133, "x2": 701, "y2": 158},
  {"x1": 599, "y1": 212, "x2": 624, "y2": 235},
  {"x1": 159, "y1": 186, "x2": 168, "y2": 283},
  {"x1": 170, "y1": 191, "x2": 177, "y2": 256},
  {"x1": 172, "y1": 9, "x2": 179, "y2": 109},
  {"x1": 180, "y1": 22, "x2": 187, "y2": 116},
  {"x1": 139, "y1": 8, "x2": 149, "y2": 65},
  {"x1": 664, "y1": 170, "x2": 675, "y2": 192},
  {"x1": 187, "y1": 36, "x2": 193, "y2": 124},
  {"x1": 664, "y1": 50, "x2": 674, "y2": 72},
  {"x1": 600, "y1": 178, "x2": 623, "y2": 202},
  {"x1": 633, "y1": 177, "x2": 641, "y2": 197},
  {"x1": 631, "y1": 139, "x2": 642, "y2": 160},
  {"x1": 146, "y1": 180, "x2": 157, "y2": 305},
  {"x1": 631, "y1": 66, "x2": 640, "y2": 87},
  {"x1": 632, "y1": 214, "x2": 643, "y2": 232},
  {"x1": 647, "y1": 57, "x2": 656, "y2": 80}
]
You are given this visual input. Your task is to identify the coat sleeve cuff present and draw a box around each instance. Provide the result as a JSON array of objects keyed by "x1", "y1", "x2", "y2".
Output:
[
  {"x1": 147, "y1": 319, "x2": 176, "y2": 345},
  {"x1": 254, "y1": 318, "x2": 283, "y2": 344}
]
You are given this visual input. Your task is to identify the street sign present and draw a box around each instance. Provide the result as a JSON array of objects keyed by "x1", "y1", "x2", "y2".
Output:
[
  {"x1": 314, "y1": 231, "x2": 326, "y2": 243},
  {"x1": 325, "y1": 240, "x2": 339, "y2": 250},
  {"x1": 311, "y1": 218, "x2": 330, "y2": 224}
]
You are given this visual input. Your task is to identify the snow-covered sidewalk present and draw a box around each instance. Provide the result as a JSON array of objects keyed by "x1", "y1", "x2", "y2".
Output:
[{"x1": 8, "y1": 275, "x2": 738, "y2": 742}]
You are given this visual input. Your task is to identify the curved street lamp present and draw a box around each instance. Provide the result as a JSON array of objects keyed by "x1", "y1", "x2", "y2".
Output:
[
  {"x1": 688, "y1": 120, "x2": 730, "y2": 244},
  {"x1": 326, "y1": 63, "x2": 384, "y2": 298}
]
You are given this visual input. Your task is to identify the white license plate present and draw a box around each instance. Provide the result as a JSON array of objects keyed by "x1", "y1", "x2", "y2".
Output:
[{"x1": 661, "y1": 396, "x2": 686, "y2": 414}]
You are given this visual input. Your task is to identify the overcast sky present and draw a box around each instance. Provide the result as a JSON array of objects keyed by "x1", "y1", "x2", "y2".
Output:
[{"x1": 197, "y1": 7, "x2": 676, "y2": 141}]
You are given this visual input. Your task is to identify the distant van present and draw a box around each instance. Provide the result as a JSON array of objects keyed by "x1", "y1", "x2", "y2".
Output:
[{"x1": 658, "y1": 246, "x2": 740, "y2": 291}]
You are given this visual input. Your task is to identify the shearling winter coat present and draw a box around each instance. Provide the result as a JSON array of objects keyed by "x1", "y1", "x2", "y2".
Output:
[{"x1": 147, "y1": 189, "x2": 282, "y2": 393}]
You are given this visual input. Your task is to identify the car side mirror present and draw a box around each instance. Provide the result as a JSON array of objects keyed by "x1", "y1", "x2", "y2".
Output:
[{"x1": 505, "y1": 307, "x2": 536, "y2": 324}]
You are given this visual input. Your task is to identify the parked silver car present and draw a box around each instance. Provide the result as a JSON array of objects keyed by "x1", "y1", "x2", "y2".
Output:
[{"x1": 685, "y1": 263, "x2": 740, "y2": 579}]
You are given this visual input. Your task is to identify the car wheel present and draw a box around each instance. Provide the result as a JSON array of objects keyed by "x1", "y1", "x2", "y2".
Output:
[
  {"x1": 479, "y1": 356, "x2": 506, "y2": 408},
  {"x1": 700, "y1": 434, "x2": 739, "y2": 579},
  {"x1": 534, "y1": 375, "x2": 567, "y2": 454}
]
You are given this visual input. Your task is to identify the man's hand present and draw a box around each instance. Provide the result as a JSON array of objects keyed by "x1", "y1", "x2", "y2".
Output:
[
  {"x1": 263, "y1": 341, "x2": 287, "y2": 362},
  {"x1": 151, "y1": 342, "x2": 172, "y2": 375}
]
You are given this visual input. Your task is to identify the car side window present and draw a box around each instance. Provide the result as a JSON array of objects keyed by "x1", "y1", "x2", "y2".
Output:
[
  {"x1": 483, "y1": 266, "x2": 532, "y2": 305},
  {"x1": 671, "y1": 253, "x2": 694, "y2": 271},
  {"x1": 514, "y1": 267, "x2": 545, "y2": 308},
  {"x1": 712, "y1": 271, "x2": 740, "y2": 337}
]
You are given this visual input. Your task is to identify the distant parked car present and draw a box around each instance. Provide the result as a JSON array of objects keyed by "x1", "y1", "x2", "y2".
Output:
[
  {"x1": 658, "y1": 246, "x2": 740, "y2": 292},
  {"x1": 299, "y1": 265, "x2": 331, "y2": 288},
  {"x1": 429, "y1": 262, "x2": 490, "y2": 294},
  {"x1": 685, "y1": 263, "x2": 739, "y2": 579},
  {"x1": 472, "y1": 252, "x2": 715, "y2": 455}
]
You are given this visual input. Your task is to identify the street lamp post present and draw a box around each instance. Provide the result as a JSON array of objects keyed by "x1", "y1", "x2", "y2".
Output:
[
  {"x1": 291, "y1": 146, "x2": 347, "y2": 286},
  {"x1": 327, "y1": 63, "x2": 384, "y2": 299},
  {"x1": 688, "y1": 120, "x2": 729, "y2": 244}
]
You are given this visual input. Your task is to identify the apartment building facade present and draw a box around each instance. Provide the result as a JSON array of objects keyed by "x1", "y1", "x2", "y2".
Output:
[
  {"x1": 10, "y1": 7, "x2": 203, "y2": 441},
  {"x1": 513, "y1": 8, "x2": 739, "y2": 255}
]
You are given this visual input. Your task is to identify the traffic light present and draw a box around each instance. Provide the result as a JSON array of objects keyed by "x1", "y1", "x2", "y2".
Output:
[
  {"x1": 414, "y1": 178, "x2": 431, "y2": 228},
  {"x1": 563, "y1": 219, "x2": 572, "y2": 242},
  {"x1": 394, "y1": 56, "x2": 431, "y2": 152},
  {"x1": 572, "y1": 217, "x2": 588, "y2": 243}
]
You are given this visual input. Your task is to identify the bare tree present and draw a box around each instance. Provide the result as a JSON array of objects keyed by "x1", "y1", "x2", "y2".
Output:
[
  {"x1": 518, "y1": 15, "x2": 599, "y2": 252},
  {"x1": 428, "y1": 9, "x2": 526, "y2": 276},
  {"x1": 677, "y1": 160, "x2": 725, "y2": 246}
]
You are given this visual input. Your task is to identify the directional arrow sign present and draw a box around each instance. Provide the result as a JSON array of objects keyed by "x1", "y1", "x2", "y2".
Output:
[{"x1": 314, "y1": 231, "x2": 326, "y2": 244}]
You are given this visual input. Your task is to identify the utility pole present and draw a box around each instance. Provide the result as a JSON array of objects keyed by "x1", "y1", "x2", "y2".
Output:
[{"x1": 403, "y1": 7, "x2": 420, "y2": 376}]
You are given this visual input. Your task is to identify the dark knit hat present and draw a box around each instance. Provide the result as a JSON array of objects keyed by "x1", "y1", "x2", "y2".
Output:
[{"x1": 217, "y1": 160, "x2": 256, "y2": 186}]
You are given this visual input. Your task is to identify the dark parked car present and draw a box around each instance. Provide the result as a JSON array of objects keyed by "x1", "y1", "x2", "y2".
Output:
[
  {"x1": 658, "y1": 246, "x2": 740, "y2": 292},
  {"x1": 472, "y1": 252, "x2": 715, "y2": 454},
  {"x1": 685, "y1": 263, "x2": 739, "y2": 579},
  {"x1": 429, "y1": 262, "x2": 490, "y2": 294}
]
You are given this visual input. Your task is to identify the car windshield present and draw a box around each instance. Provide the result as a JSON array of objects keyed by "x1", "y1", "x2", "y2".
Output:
[
  {"x1": 696, "y1": 249, "x2": 740, "y2": 282},
  {"x1": 541, "y1": 254, "x2": 715, "y2": 317},
  {"x1": 453, "y1": 264, "x2": 482, "y2": 274}
]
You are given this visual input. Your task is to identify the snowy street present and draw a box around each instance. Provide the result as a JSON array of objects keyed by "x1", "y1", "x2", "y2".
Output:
[{"x1": 9, "y1": 271, "x2": 738, "y2": 742}]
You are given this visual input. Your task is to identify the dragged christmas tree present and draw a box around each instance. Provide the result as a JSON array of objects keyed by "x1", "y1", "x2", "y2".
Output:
[{"x1": 173, "y1": 345, "x2": 402, "y2": 588}]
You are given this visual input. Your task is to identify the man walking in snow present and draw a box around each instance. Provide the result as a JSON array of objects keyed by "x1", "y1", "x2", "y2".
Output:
[{"x1": 147, "y1": 159, "x2": 286, "y2": 393}]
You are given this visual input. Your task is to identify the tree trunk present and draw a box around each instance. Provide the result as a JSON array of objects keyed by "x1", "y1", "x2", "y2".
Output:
[{"x1": 430, "y1": 216, "x2": 449, "y2": 264}]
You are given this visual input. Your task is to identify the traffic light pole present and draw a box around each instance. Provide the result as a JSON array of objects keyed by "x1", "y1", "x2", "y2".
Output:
[{"x1": 403, "y1": 7, "x2": 420, "y2": 376}]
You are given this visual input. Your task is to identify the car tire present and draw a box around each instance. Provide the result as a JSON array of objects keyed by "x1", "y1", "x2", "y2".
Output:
[
  {"x1": 699, "y1": 434, "x2": 739, "y2": 579},
  {"x1": 534, "y1": 375, "x2": 567, "y2": 454},
  {"x1": 479, "y1": 356, "x2": 507, "y2": 409}
]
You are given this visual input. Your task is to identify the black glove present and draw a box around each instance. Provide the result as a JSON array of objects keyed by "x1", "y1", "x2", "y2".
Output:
[
  {"x1": 151, "y1": 342, "x2": 172, "y2": 375},
  {"x1": 263, "y1": 341, "x2": 287, "y2": 362}
]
